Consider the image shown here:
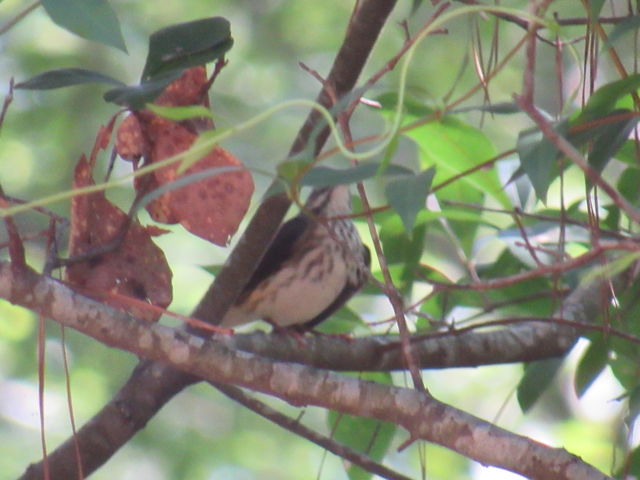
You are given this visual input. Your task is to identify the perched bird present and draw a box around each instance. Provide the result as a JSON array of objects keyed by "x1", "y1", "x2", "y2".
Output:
[{"x1": 221, "y1": 184, "x2": 370, "y2": 330}]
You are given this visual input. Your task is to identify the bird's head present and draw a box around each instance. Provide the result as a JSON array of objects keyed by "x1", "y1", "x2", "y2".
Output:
[{"x1": 304, "y1": 184, "x2": 353, "y2": 218}]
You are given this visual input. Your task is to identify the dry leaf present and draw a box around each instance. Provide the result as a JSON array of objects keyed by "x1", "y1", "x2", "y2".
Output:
[
  {"x1": 67, "y1": 155, "x2": 173, "y2": 322},
  {"x1": 114, "y1": 66, "x2": 254, "y2": 246}
]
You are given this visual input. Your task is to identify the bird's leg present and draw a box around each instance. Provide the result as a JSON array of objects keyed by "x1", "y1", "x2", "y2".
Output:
[{"x1": 264, "y1": 317, "x2": 309, "y2": 347}]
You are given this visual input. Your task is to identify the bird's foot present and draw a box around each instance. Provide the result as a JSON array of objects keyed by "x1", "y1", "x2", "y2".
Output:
[
  {"x1": 265, "y1": 319, "x2": 309, "y2": 347},
  {"x1": 307, "y1": 330, "x2": 357, "y2": 342}
]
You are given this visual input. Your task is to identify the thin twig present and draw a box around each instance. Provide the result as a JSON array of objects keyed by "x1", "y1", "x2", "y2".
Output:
[
  {"x1": 514, "y1": 96, "x2": 640, "y2": 225},
  {"x1": 425, "y1": 240, "x2": 639, "y2": 292},
  {"x1": 215, "y1": 383, "x2": 413, "y2": 480},
  {"x1": 0, "y1": 78, "x2": 14, "y2": 133},
  {"x1": 337, "y1": 104, "x2": 427, "y2": 393},
  {"x1": 347, "y1": 1, "x2": 451, "y2": 116},
  {"x1": 399, "y1": 314, "x2": 640, "y2": 348},
  {"x1": 584, "y1": 0, "x2": 640, "y2": 110},
  {"x1": 0, "y1": 1, "x2": 41, "y2": 36},
  {"x1": 0, "y1": 188, "x2": 26, "y2": 269},
  {"x1": 512, "y1": 211, "x2": 546, "y2": 267},
  {"x1": 60, "y1": 324, "x2": 84, "y2": 480},
  {"x1": 442, "y1": 201, "x2": 631, "y2": 240}
]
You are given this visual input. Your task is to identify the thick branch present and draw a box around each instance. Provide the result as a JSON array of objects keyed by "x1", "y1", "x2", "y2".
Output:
[
  {"x1": 216, "y1": 319, "x2": 574, "y2": 369},
  {"x1": 3, "y1": 262, "x2": 617, "y2": 375},
  {"x1": 3, "y1": 264, "x2": 609, "y2": 480}
]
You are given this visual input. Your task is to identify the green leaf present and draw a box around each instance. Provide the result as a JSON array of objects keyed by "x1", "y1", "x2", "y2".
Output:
[
  {"x1": 517, "y1": 358, "x2": 563, "y2": 412},
  {"x1": 376, "y1": 93, "x2": 506, "y2": 208},
  {"x1": 580, "y1": 251, "x2": 640, "y2": 286},
  {"x1": 277, "y1": 158, "x2": 309, "y2": 185},
  {"x1": 147, "y1": 104, "x2": 213, "y2": 121},
  {"x1": 15, "y1": 68, "x2": 125, "y2": 90},
  {"x1": 314, "y1": 306, "x2": 367, "y2": 335},
  {"x1": 587, "y1": 110, "x2": 639, "y2": 173},
  {"x1": 411, "y1": 0, "x2": 424, "y2": 14},
  {"x1": 626, "y1": 385, "x2": 640, "y2": 429},
  {"x1": 614, "y1": 140, "x2": 640, "y2": 167},
  {"x1": 500, "y1": 221, "x2": 590, "y2": 268},
  {"x1": 103, "y1": 70, "x2": 184, "y2": 108},
  {"x1": 452, "y1": 102, "x2": 521, "y2": 115},
  {"x1": 610, "y1": 348, "x2": 640, "y2": 391},
  {"x1": 587, "y1": 0, "x2": 605, "y2": 18},
  {"x1": 604, "y1": 15, "x2": 640, "y2": 48},
  {"x1": 301, "y1": 162, "x2": 413, "y2": 187},
  {"x1": 472, "y1": 250, "x2": 555, "y2": 317},
  {"x1": 414, "y1": 120, "x2": 503, "y2": 204},
  {"x1": 379, "y1": 131, "x2": 400, "y2": 174},
  {"x1": 385, "y1": 168, "x2": 435, "y2": 232},
  {"x1": 41, "y1": 0, "x2": 126, "y2": 52},
  {"x1": 578, "y1": 74, "x2": 640, "y2": 123},
  {"x1": 386, "y1": 101, "x2": 507, "y2": 208},
  {"x1": 517, "y1": 121, "x2": 568, "y2": 203},
  {"x1": 379, "y1": 213, "x2": 427, "y2": 293},
  {"x1": 574, "y1": 336, "x2": 609, "y2": 397},
  {"x1": 142, "y1": 17, "x2": 233, "y2": 81},
  {"x1": 618, "y1": 167, "x2": 640, "y2": 204},
  {"x1": 200, "y1": 264, "x2": 222, "y2": 276},
  {"x1": 602, "y1": 204, "x2": 620, "y2": 230},
  {"x1": 327, "y1": 372, "x2": 396, "y2": 480},
  {"x1": 380, "y1": 213, "x2": 426, "y2": 264},
  {"x1": 616, "y1": 445, "x2": 640, "y2": 478}
]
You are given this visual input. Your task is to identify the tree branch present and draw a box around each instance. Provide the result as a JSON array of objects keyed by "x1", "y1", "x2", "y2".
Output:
[
  {"x1": 214, "y1": 383, "x2": 413, "y2": 480},
  {"x1": 3, "y1": 263, "x2": 610, "y2": 480}
]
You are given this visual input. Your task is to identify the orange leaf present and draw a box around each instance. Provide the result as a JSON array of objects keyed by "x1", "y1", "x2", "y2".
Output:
[
  {"x1": 115, "y1": 115, "x2": 145, "y2": 162},
  {"x1": 156, "y1": 66, "x2": 209, "y2": 107},
  {"x1": 115, "y1": 67, "x2": 255, "y2": 246},
  {"x1": 150, "y1": 119, "x2": 253, "y2": 245},
  {"x1": 67, "y1": 155, "x2": 173, "y2": 322}
]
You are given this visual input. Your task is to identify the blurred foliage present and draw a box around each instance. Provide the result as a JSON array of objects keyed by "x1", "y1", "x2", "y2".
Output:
[{"x1": 1, "y1": 1, "x2": 640, "y2": 479}]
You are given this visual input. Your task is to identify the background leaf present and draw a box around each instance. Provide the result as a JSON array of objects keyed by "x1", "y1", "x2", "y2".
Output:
[
  {"x1": 141, "y1": 17, "x2": 233, "y2": 81},
  {"x1": 41, "y1": 0, "x2": 126, "y2": 52},
  {"x1": 517, "y1": 358, "x2": 563, "y2": 412},
  {"x1": 411, "y1": 118, "x2": 505, "y2": 206},
  {"x1": 327, "y1": 372, "x2": 396, "y2": 480},
  {"x1": 314, "y1": 306, "x2": 367, "y2": 334},
  {"x1": 103, "y1": 70, "x2": 184, "y2": 108},
  {"x1": 377, "y1": 94, "x2": 506, "y2": 208},
  {"x1": 385, "y1": 167, "x2": 435, "y2": 232},
  {"x1": 516, "y1": 121, "x2": 567, "y2": 203},
  {"x1": 574, "y1": 336, "x2": 609, "y2": 397},
  {"x1": 587, "y1": 111, "x2": 639, "y2": 173},
  {"x1": 15, "y1": 68, "x2": 125, "y2": 90},
  {"x1": 452, "y1": 101, "x2": 521, "y2": 115},
  {"x1": 587, "y1": 0, "x2": 606, "y2": 17},
  {"x1": 618, "y1": 167, "x2": 640, "y2": 204},
  {"x1": 577, "y1": 74, "x2": 640, "y2": 122},
  {"x1": 605, "y1": 15, "x2": 640, "y2": 47},
  {"x1": 379, "y1": 213, "x2": 427, "y2": 293}
]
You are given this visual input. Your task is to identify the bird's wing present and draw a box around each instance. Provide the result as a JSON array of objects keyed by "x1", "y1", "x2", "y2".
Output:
[{"x1": 235, "y1": 214, "x2": 311, "y2": 304}]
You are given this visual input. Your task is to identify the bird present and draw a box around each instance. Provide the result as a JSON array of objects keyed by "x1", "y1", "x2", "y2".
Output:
[{"x1": 220, "y1": 184, "x2": 371, "y2": 331}]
